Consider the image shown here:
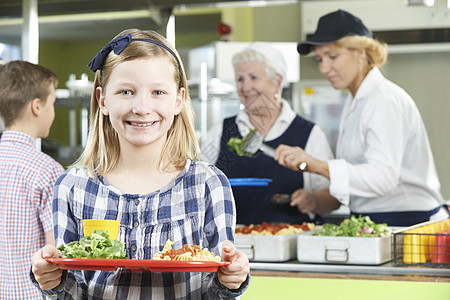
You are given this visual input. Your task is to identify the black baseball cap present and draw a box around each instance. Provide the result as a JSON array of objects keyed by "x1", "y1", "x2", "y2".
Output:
[{"x1": 297, "y1": 10, "x2": 372, "y2": 55}]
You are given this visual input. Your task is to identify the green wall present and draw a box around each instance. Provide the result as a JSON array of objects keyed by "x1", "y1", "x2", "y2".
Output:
[{"x1": 39, "y1": 40, "x2": 108, "y2": 146}]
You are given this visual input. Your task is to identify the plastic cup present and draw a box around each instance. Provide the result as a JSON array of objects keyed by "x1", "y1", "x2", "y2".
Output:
[
  {"x1": 403, "y1": 229, "x2": 426, "y2": 264},
  {"x1": 83, "y1": 219, "x2": 120, "y2": 240},
  {"x1": 431, "y1": 229, "x2": 450, "y2": 264}
]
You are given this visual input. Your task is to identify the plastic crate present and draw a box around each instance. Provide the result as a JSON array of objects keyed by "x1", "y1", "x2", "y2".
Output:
[{"x1": 393, "y1": 219, "x2": 450, "y2": 268}]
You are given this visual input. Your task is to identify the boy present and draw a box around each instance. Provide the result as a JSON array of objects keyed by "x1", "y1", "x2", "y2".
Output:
[{"x1": 0, "y1": 60, "x2": 64, "y2": 299}]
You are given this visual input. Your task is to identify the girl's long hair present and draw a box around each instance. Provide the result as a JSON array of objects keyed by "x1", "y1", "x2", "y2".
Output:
[{"x1": 73, "y1": 29, "x2": 199, "y2": 177}]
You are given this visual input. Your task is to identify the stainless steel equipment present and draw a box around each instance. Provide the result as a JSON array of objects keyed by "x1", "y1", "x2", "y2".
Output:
[
  {"x1": 235, "y1": 233, "x2": 299, "y2": 262},
  {"x1": 297, "y1": 230, "x2": 393, "y2": 265}
]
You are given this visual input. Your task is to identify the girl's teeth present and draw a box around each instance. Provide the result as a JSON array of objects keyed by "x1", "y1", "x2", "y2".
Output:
[{"x1": 130, "y1": 122, "x2": 153, "y2": 127}]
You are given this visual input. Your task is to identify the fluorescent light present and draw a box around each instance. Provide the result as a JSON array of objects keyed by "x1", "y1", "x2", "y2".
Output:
[
  {"x1": 0, "y1": 10, "x2": 152, "y2": 26},
  {"x1": 406, "y1": 0, "x2": 434, "y2": 5}
]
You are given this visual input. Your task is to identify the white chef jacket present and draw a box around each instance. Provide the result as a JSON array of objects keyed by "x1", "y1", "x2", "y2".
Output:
[
  {"x1": 328, "y1": 67, "x2": 445, "y2": 215},
  {"x1": 202, "y1": 99, "x2": 334, "y2": 192}
]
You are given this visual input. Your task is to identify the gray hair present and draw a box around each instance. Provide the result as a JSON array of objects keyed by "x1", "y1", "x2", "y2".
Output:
[{"x1": 232, "y1": 49, "x2": 281, "y2": 86}]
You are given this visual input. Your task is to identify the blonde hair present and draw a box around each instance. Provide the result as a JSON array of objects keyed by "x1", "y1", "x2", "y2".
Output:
[
  {"x1": 332, "y1": 35, "x2": 388, "y2": 68},
  {"x1": 73, "y1": 29, "x2": 200, "y2": 177}
]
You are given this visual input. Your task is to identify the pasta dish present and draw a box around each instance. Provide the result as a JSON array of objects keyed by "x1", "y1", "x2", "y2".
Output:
[
  {"x1": 153, "y1": 240, "x2": 222, "y2": 262},
  {"x1": 235, "y1": 222, "x2": 315, "y2": 235}
]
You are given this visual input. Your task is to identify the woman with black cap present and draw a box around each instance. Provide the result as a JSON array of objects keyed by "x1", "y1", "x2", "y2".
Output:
[{"x1": 275, "y1": 10, "x2": 448, "y2": 226}]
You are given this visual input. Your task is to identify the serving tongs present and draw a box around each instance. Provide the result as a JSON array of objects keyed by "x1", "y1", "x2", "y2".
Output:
[
  {"x1": 241, "y1": 130, "x2": 308, "y2": 171},
  {"x1": 270, "y1": 193, "x2": 315, "y2": 220}
]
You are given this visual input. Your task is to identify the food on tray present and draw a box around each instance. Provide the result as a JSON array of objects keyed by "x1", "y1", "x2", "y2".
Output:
[
  {"x1": 57, "y1": 229, "x2": 127, "y2": 259},
  {"x1": 153, "y1": 240, "x2": 222, "y2": 262},
  {"x1": 314, "y1": 215, "x2": 390, "y2": 237},
  {"x1": 235, "y1": 222, "x2": 315, "y2": 235}
]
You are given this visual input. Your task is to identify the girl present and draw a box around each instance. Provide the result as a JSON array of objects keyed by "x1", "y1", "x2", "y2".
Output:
[{"x1": 31, "y1": 29, "x2": 250, "y2": 299}]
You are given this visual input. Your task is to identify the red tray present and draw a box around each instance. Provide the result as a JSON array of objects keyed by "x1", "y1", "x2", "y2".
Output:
[{"x1": 46, "y1": 258, "x2": 230, "y2": 272}]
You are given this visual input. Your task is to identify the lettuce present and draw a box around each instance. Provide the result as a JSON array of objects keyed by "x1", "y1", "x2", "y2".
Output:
[
  {"x1": 314, "y1": 215, "x2": 391, "y2": 237},
  {"x1": 58, "y1": 229, "x2": 127, "y2": 259}
]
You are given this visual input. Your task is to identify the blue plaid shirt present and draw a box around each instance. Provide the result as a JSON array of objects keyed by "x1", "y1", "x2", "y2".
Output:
[{"x1": 37, "y1": 159, "x2": 247, "y2": 299}]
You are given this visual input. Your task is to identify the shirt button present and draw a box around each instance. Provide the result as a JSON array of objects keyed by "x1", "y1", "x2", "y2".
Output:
[
  {"x1": 131, "y1": 245, "x2": 137, "y2": 251},
  {"x1": 134, "y1": 221, "x2": 139, "y2": 228},
  {"x1": 135, "y1": 200, "x2": 140, "y2": 206}
]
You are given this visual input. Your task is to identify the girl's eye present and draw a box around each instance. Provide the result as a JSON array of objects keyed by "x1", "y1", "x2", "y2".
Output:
[
  {"x1": 153, "y1": 90, "x2": 165, "y2": 96},
  {"x1": 119, "y1": 90, "x2": 132, "y2": 96}
]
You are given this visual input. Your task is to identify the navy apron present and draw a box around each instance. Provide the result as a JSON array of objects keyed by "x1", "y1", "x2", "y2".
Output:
[{"x1": 216, "y1": 116, "x2": 316, "y2": 225}]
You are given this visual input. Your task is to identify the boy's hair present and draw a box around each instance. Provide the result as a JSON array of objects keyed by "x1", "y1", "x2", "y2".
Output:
[
  {"x1": 74, "y1": 29, "x2": 200, "y2": 177},
  {"x1": 0, "y1": 60, "x2": 58, "y2": 127}
]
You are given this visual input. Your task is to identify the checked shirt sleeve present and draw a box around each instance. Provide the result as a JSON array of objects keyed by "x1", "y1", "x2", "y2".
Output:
[{"x1": 201, "y1": 164, "x2": 250, "y2": 298}]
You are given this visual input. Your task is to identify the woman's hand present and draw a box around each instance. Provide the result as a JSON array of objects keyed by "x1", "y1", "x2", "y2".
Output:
[
  {"x1": 290, "y1": 189, "x2": 316, "y2": 214},
  {"x1": 275, "y1": 144, "x2": 309, "y2": 171},
  {"x1": 31, "y1": 245, "x2": 63, "y2": 290},
  {"x1": 275, "y1": 144, "x2": 330, "y2": 179},
  {"x1": 218, "y1": 240, "x2": 249, "y2": 290}
]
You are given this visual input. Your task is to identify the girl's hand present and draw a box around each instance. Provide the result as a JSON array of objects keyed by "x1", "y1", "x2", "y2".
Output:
[
  {"x1": 31, "y1": 245, "x2": 63, "y2": 290},
  {"x1": 218, "y1": 240, "x2": 249, "y2": 290}
]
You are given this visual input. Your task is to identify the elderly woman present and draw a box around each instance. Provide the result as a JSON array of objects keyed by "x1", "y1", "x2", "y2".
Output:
[
  {"x1": 202, "y1": 42, "x2": 337, "y2": 225},
  {"x1": 275, "y1": 10, "x2": 448, "y2": 226}
]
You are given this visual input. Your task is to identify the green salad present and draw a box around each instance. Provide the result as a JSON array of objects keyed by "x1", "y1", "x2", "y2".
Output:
[
  {"x1": 58, "y1": 229, "x2": 127, "y2": 259},
  {"x1": 227, "y1": 129, "x2": 257, "y2": 157},
  {"x1": 314, "y1": 215, "x2": 391, "y2": 237},
  {"x1": 227, "y1": 137, "x2": 250, "y2": 156}
]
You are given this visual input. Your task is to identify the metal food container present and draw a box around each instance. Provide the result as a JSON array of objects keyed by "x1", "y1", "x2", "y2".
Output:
[
  {"x1": 235, "y1": 233, "x2": 298, "y2": 262},
  {"x1": 297, "y1": 230, "x2": 392, "y2": 265}
]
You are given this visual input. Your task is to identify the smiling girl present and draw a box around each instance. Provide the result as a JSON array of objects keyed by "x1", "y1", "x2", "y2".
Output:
[{"x1": 30, "y1": 29, "x2": 250, "y2": 299}]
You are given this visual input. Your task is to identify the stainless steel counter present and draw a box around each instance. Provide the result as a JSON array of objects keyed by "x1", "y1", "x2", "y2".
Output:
[{"x1": 250, "y1": 260, "x2": 450, "y2": 278}]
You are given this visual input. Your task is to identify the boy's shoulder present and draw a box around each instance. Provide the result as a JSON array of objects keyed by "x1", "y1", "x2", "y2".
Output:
[{"x1": 1, "y1": 131, "x2": 62, "y2": 169}]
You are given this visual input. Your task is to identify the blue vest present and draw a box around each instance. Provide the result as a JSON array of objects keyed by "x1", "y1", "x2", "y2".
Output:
[{"x1": 216, "y1": 116, "x2": 315, "y2": 225}]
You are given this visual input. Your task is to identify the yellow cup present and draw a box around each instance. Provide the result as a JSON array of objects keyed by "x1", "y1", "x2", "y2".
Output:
[
  {"x1": 83, "y1": 219, "x2": 120, "y2": 240},
  {"x1": 403, "y1": 229, "x2": 426, "y2": 264}
]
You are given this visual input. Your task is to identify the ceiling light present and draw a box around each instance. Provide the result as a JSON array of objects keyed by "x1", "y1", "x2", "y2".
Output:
[{"x1": 406, "y1": 0, "x2": 435, "y2": 6}]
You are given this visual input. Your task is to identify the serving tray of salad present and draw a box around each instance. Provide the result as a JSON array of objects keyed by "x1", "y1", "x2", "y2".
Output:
[{"x1": 297, "y1": 215, "x2": 397, "y2": 265}]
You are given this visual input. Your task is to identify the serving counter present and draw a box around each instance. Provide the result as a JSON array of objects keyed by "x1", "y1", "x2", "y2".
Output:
[{"x1": 242, "y1": 260, "x2": 450, "y2": 300}]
